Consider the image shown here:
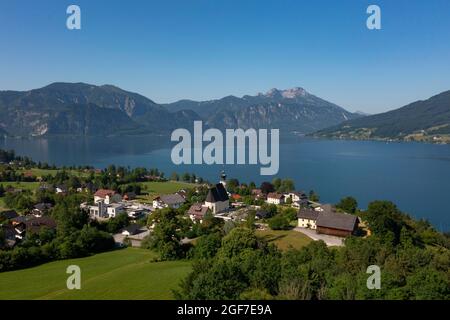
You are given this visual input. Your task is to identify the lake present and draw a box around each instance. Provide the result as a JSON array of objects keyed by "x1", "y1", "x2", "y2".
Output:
[{"x1": 1, "y1": 135, "x2": 449, "y2": 231}]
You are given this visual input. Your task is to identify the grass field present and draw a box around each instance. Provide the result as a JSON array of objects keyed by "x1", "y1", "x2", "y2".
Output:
[
  {"x1": 136, "y1": 181, "x2": 197, "y2": 202},
  {"x1": 0, "y1": 248, "x2": 191, "y2": 300},
  {"x1": 0, "y1": 181, "x2": 40, "y2": 191},
  {"x1": 256, "y1": 229, "x2": 312, "y2": 251},
  {"x1": 18, "y1": 168, "x2": 89, "y2": 178}
]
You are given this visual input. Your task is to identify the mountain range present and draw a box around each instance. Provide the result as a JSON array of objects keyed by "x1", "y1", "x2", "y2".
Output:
[
  {"x1": 164, "y1": 87, "x2": 360, "y2": 132},
  {"x1": 0, "y1": 83, "x2": 200, "y2": 136},
  {"x1": 0, "y1": 83, "x2": 360, "y2": 137},
  {"x1": 314, "y1": 90, "x2": 450, "y2": 143}
]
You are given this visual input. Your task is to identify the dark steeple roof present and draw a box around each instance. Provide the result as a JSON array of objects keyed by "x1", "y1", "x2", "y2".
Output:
[{"x1": 206, "y1": 183, "x2": 229, "y2": 203}]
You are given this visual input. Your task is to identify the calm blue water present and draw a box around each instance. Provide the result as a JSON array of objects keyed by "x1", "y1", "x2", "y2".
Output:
[{"x1": 1, "y1": 136, "x2": 449, "y2": 231}]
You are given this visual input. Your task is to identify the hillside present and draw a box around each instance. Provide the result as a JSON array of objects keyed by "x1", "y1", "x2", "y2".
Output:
[
  {"x1": 164, "y1": 87, "x2": 362, "y2": 133},
  {"x1": 0, "y1": 83, "x2": 200, "y2": 137},
  {"x1": 315, "y1": 90, "x2": 450, "y2": 143},
  {"x1": 0, "y1": 248, "x2": 191, "y2": 300}
]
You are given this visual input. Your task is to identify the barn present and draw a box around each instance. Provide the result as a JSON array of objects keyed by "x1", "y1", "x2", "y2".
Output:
[{"x1": 316, "y1": 210, "x2": 359, "y2": 237}]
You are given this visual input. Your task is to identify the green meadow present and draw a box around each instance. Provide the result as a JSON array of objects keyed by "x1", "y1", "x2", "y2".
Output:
[
  {"x1": 255, "y1": 229, "x2": 312, "y2": 251},
  {"x1": 136, "y1": 181, "x2": 197, "y2": 202},
  {"x1": 0, "y1": 248, "x2": 191, "y2": 300}
]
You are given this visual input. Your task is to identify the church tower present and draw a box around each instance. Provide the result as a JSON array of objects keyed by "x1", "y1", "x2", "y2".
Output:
[{"x1": 219, "y1": 170, "x2": 227, "y2": 188}]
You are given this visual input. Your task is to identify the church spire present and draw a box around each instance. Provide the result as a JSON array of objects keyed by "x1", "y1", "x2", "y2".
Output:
[{"x1": 220, "y1": 170, "x2": 227, "y2": 188}]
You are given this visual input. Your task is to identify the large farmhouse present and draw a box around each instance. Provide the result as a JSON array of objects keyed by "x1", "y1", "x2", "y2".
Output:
[{"x1": 297, "y1": 205, "x2": 359, "y2": 237}]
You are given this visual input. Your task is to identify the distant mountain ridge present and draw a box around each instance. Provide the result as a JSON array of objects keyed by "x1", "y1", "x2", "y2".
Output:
[
  {"x1": 164, "y1": 87, "x2": 361, "y2": 133},
  {"x1": 0, "y1": 82, "x2": 200, "y2": 136},
  {"x1": 0, "y1": 83, "x2": 360, "y2": 137},
  {"x1": 314, "y1": 90, "x2": 450, "y2": 143}
]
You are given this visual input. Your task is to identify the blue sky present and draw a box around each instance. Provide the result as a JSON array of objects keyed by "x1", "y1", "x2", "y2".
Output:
[{"x1": 0, "y1": 0, "x2": 449, "y2": 113}]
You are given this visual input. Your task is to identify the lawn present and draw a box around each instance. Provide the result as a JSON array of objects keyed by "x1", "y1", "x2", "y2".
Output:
[
  {"x1": 0, "y1": 248, "x2": 191, "y2": 300},
  {"x1": 136, "y1": 181, "x2": 197, "y2": 202},
  {"x1": 18, "y1": 168, "x2": 89, "y2": 178},
  {"x1": 0, "y1": 181, "x2": 40, "y2": 191},
  {"x1": 256, "y1": 229, "x2": 312, "y2": 251}
]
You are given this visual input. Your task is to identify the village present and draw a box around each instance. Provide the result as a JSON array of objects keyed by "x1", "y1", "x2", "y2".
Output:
[
  {"x1": 0, "y1": 165, "x2": 363, "y2": 250},
  {"x1": 1, "y1": 150, "x2": 448, "y2": 301}
]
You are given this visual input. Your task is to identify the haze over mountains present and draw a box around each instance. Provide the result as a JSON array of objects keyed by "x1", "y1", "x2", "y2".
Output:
[
  {"x1": 315, "y1": 90, "x2": 450, "y2": 143},
  {"x1": 0, "y1": 83, "x2": 360, "y2": 137}
]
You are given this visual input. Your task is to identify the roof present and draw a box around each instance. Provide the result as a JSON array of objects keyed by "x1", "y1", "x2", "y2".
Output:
[
  {"x1": 251, "y1": 189, "x2": 263, "y2": 195},
  {"x1": 0, "y1": 210, "x2": 19, "y2": 220},
  {"x1": 267, "y1": 192, "x2": 284, "y2": 200},
  {"x1": 316, "y1": 211, "x2": 358, "y2": 232},
  {"x1": 34, "y1": 203, "x2": 53, "y2": 211},
  {"x1": 206, "y1": 184, "x2": 229, "y2": 203},
  {"x1": 290, "y1": 191, "x2": 308, "y2": 198},
  {"x1": 11, "y1": 216, "x2": 30, "y2": 223},
  {"x1": 25, "y1": 216, "x2": 57, "y2": 233},
  {"x1": 187, "y1": 203, "x2": 209, "y2": 218},
  {"x1": 159, "y1": 193, "x2": 186, "y2": 205},
  {"x1": 0, "y1": 224, "x2": 17, "y2": 240},
  {"x1": 255, "y1": 210, "x2": 270, "y2": 219},
  {"x1": 94, "y1": 189, "x2": 116, "y2": 198},
  {"x1": 123, "y1": 224, "x2": 141, "y2": 234},
  {"x1": 297, "y1": 208, "x2": 319, "y2": 220}
]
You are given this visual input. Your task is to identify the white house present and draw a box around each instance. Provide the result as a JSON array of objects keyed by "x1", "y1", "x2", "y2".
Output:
[
  {"x1": 94, "y1": 189, "x2": 122, "y2": 204},
  {"x1": 297, "y1": 208, "x2": 319, "y2": 230},
  {"x1": 266, "y1": 192, "x2": 285, "y2": 205},
  {"x1": 87, "y1": 202, "x2": 107, "y2": 219},
  {"x1": 287, "y1": 191, "x2": 308, "y2": 203},
  {"x1": 152, "y1": 193, "x2": 186, "y2": 209},
  {"x1": 107, "y1": 203, "x2": 125, "y2": 218}
]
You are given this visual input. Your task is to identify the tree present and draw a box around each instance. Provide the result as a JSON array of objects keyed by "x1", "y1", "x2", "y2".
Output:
[
  {"x1": 365, "y1": 201, "x2": 404, "y2": 245},
  {"x1": 309, "y1": 190, "x2": 319, "y2": 202},
  {"x1": 226, "y1": 179, "x2": 240, "y2": 193},
  {"x1": 279, "y1": 179, "x2": 295, "y2": 193},
  {"x1": 268, "y1": 214, "x2": 290, "y2": 230},
  {"x1": 193, "y1": 232, "x2": 222, "y2": 259},
  {"x1": 260, "y1": 182, "x2": 275, "y2": 194},
  {"x1": 143, "y1": 208, "x2": 184, "y2": 260},
  {"x1": 106, "y1": 213, "x2": 129, "y2": 233},
  {"x1": 218, "y1": 227, "x2": 258, "y2": 258},
  {"x1": 170, "y1": 172, "x2": 179, "y2": 181},
  {"x1": 0, "y1": 229, "x2": 5, "y2": 248},
  {"x1": 272, "y1": 178, "x2": 281, "y2": 191},
  {"x1": 260, "y1": 203, "x2": 278, "y2": 218},
  {"x1": 336, "y1": 196, "x2": 358, "y2": 214},
  {"x1": 182, "y1": 173, "x2": 191, "y2": 182}
]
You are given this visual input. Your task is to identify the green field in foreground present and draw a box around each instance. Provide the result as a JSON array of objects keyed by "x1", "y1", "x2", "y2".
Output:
[
  {"x1": 256, "y1": 229, "x2": 312, "y2": 251},
  {"x1": 0, "y1": 248, "x2": 191, "y2": 300}
]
